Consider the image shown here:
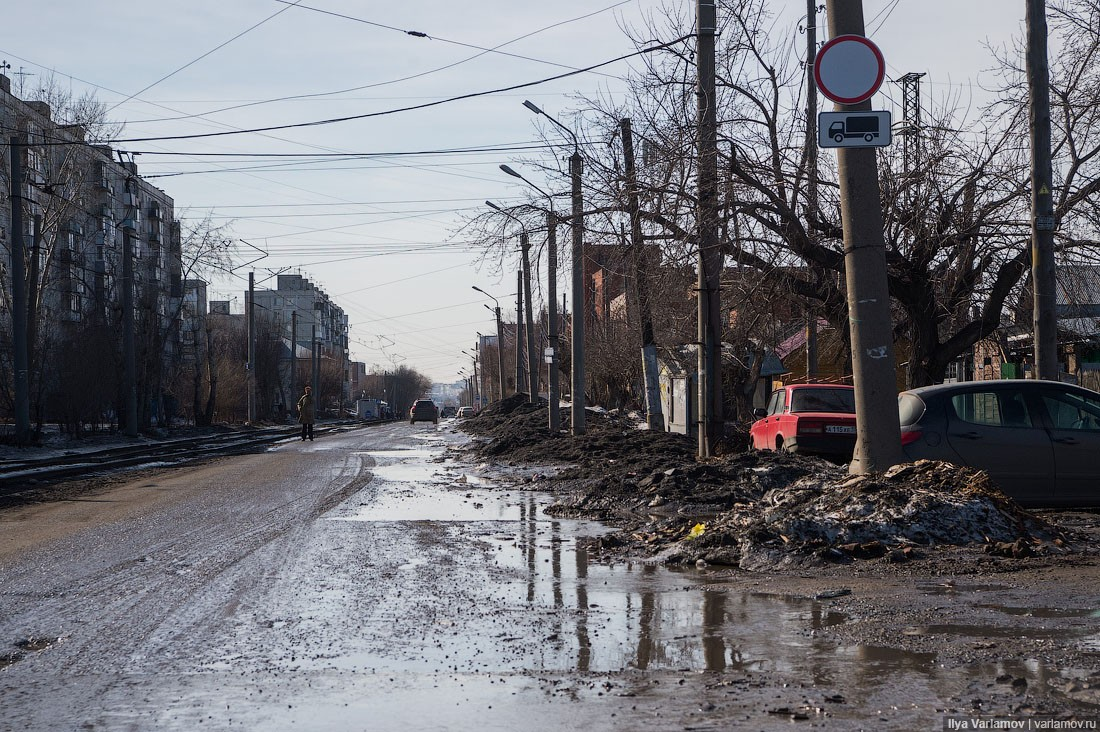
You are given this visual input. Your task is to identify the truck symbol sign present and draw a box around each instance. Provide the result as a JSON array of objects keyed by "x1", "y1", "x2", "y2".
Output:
[
  {"x1": 818, "y1": 110, "x2": 892, "y2": 149},
  {"x1": 829, "y1": 115, "x2": 879, "y2": 143}
]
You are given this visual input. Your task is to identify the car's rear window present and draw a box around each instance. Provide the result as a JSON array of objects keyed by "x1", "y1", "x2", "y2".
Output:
[{"x1": 790, "y1": 388, "x2": 855, "y2": 413}]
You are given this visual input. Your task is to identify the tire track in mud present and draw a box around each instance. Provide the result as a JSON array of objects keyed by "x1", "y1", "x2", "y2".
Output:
[{"x1": 0, "y1": 429, "x2": 382, "y2": 726}]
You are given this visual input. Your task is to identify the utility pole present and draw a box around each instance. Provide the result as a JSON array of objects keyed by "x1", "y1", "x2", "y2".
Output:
[
  {"x1": 311, "y1": 325, "x2": 320, "y2": 419},
  {"x1": 520, "y1": 232, "x2": 538, "y2": 406},
  {"x1": 621, "y1": 118, "x2": 663, "y2": 430},
  {"x1": 291, "y1": 310, "x2": 298, "y2": 390},
  {"x1": 545, "y1": 211, "x2": 560, "y2": 432},
  {"x1": 8, "y1": 136, "x2": 30, "y2": 444},
  {"x1": 472, "y1": 345, "x2": 481, "y2": 409},
  {"x1": 805, "y1": 0, "x2": 820, "y2": 381},
  {"x1": 494, "y1": 306, "x2": 506, "y2": 401},
  {"x1": 824, "y1": 0, "x2": 905, "y2": 473},
  {"x1": 696, "y1": 0, "x2": 724, "y2": 457},
  {"x1": 247, "y1": 271, "x2": 256, "y2": 423},
  {"x1": 569, "y1": 150, "x2": 586, "y2": 435},
  {"x1": 515, "y1": 271, "x2": 524, "y2": 395},
  {"x1": 121, "y1": 193, "x2": 138, "y2": 438},
  {"x1": 27, "y1": 215, "x2": 41, "y2": 389},
  {"x1": 1027, "y1": 0, "x2": 1058, "y2": 380}
]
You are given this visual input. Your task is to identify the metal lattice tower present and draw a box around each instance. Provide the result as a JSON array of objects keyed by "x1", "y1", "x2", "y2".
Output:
[{"x1": 897, "y1": 72, "x2": 926, "y2": 178}]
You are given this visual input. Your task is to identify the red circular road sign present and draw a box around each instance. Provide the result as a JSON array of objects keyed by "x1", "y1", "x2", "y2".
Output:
[{"x1": 813, "y1": 34, "x2": 885, "y2": 105}]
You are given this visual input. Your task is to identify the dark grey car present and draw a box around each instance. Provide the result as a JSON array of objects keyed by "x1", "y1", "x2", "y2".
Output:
[{"x1": 898, "y1": 379, "x2": 1100, "y2": 506}]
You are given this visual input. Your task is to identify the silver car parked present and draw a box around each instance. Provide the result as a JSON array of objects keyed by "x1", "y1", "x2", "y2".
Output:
[{"x1": 898, "y1": 379, "x2": 1100, "y2": 506}]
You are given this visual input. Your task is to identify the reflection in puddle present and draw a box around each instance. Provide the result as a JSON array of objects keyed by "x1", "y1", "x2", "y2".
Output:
[{"x1": 325, "y1": 447, "x2": 1095, "y2": 709}]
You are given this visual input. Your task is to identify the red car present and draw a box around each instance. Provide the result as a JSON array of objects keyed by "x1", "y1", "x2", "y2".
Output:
[{"x1": 749, "y1": 384, "x2": 857, "y2": 459}]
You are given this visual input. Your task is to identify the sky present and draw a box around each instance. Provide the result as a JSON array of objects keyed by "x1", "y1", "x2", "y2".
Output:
[{"x1": 1, "y1": 1, "x2": 1026, "y2": 384}]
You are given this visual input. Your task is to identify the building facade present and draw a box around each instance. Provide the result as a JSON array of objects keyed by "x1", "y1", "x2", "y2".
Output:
[
  {"x1": 250, "y1": 274, "x2": 350, "y2": 411},
  {"x1": 1, "y1": 73, "x2": 184, "y2": 430}
]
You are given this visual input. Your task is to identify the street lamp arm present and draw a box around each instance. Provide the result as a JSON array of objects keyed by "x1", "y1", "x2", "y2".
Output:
[
  {"x1": 523, "y1": 99, "x2": 578, "y2": 154},
  {"x1": 485, "y1": 199, "x2": 528, "y2": 237},
  {"x1": 471, "y1": 285, "x2": 500, "y2": 308}
]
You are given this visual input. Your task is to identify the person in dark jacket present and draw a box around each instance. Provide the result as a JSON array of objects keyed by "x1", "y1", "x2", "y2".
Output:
[{"x1": 297, "y1": 386, "x2": 315, "y2": 441}]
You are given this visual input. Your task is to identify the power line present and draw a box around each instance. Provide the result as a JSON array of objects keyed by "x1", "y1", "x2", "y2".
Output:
[
  {"x1": 105, "y1": 0, "x2": 307, "y2": 114},
  {"x1": 106, "y1": 37, "x2": 689, "y2": 144},
  {"x1": 133, "y1": 0, "x2": 636, "y2": 125}
]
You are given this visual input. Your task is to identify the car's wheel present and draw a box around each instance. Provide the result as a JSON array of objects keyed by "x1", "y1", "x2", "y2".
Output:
[
  {"x1": 833, "y1": 133, "x2": 844, "y2": 143},
  {"x1": 864, "y1": 133, "x2": 875, "y2": 142},
  {"x1": 409, "y1": 419, "x2": 415, "y2": 424},
  {"x1": 775, "y1": 436, "x2": 784, "y2": 451}
]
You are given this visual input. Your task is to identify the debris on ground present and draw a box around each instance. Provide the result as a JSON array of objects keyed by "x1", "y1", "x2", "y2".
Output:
[{"x1": 455, "y1": 402, "x2": 1073, "y2": 570}]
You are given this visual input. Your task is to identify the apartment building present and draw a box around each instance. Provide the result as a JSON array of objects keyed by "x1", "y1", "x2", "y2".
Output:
[
  {"x1": 0, "y1": 73, "x2": 184, "y2": 428},
  {"x1": 250, "y1": 274, "x2": 350, "y2": 408}
]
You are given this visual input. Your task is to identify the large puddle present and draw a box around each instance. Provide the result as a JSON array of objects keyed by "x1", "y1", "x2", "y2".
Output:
[{"x1": 326, "y1": 447, "x2": 1099, "y2": 698}]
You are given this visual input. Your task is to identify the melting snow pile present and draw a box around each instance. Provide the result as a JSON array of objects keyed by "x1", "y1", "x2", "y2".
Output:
[
  {"x1": 579, "y1": 459, "x2": 1067, "y2": 570},
  {"x1": 457, "y1": 406, "x2": 1069, "y2": 570}
]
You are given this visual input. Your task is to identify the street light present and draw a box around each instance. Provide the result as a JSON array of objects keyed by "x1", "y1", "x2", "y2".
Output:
[
  {"x1": 486, "y1": 201, "x2": 538, "y2": 407},
  {"x1": 472, "y1": 286, "x2": 507, "y2": 402},
  {"x1": 522, "y1": 100, "x2": 585, "y2": 435},
  {"x1": 499, "y1": 164, "x2": 561, "y2": 434}
]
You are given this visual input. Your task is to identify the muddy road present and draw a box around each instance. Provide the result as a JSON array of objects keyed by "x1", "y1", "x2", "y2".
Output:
[{"x1": 0, "y1": 421, "x2": 1097, "y2": 731}]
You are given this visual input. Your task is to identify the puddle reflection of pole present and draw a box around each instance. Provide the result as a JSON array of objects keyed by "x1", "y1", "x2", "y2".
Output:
[
  {"x1": 551, "y1": 521, "x2": 563, "y2": 608},
  {"x1": 551, "y1": 520, "x2": 563, "y2": 645},
  {"x1": 701, "y1": 590, "x2": 728, "y2": 672},
  {"x1": 634, "y1": 565, "x2": 658, "y2": 670},
  {"x1": 524, "y1": 493, "x2": 537, "y2": 604},
  {"x1": 575, "y1": 539, "x2": 591, "y2": 671}
]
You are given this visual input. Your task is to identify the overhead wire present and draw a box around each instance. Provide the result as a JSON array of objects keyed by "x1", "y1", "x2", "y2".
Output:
[
  {"x1": 105, "y1": 37, "x2": 690, "y2": 144},
  {"x1": 105, "y1": 0, "x2": 307, "y2": 115},
  {"x1": 135, "y1": 0, "x2": 637, "y2": 124}
]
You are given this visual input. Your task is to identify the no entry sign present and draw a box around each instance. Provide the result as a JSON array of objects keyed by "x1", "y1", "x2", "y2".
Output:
[{"x1": 813, "y1": 34, "x2": 886, "y2": 105}]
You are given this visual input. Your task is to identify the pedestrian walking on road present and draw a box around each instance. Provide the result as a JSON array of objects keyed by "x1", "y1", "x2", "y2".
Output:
[{"x1": 297, "y1": 385, "x2": 315, "y2": 441}]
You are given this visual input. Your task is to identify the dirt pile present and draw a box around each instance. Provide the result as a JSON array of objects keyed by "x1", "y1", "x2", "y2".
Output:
[{"x1": 457, "y1": 405, "x2": 1071, "y2": 570}]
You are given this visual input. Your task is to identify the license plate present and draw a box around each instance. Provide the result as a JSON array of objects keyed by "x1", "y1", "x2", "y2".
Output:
[{"x1": 825, "y1": 425, "x2": 856, "y2": 434}]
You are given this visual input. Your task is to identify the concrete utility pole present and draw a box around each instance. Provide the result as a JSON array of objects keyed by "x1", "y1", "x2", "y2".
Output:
[
  {"x1": 247, "y1": 271, "x2": 256, "y2": 423},
  {"x1": 8, "y1": 136, "x2": 30, "y2": 444},
  {"x1": 471, "y1": 346, "x2": 481, "y2": 408},
  {"x1": 121, "y1": 202, "x2": 138, "y2": 438},
  {"x1": 520, "y1": 232, "x2": 538, "y2": 406},
  {"x1": 499, "y1": 164, "x2": 563, "y2": 430},
  {"x1": 544, "y1": 211, "x2": 560, "y2": 431},
  {"x1": 524, "y1": 100, "x2": 587, "y2": 435},
  {"x1": 474, "y1": 285, "x2": 507, "y2": 402},
  {"x1": 805, "y1": 0, "x2": 821, "y2": 381},
  {"x1": 291, "y1": 310, "x2": 298, "y2": 389},
  {"x1": 311, "y1": 325, "x2": 320, "y2": 419},
  {"x1": 696, "y1": 0, "x2": 724, "y2": 457},
  {"x1": 620, "y1": 118, "x2": 663, "y2": 430},
  {"x1": 1027, "y1": 0, "x2": 1058, "y2": 379},
  {"x1": 569, "y1": 149, "x2": 587, "y2": 435},
  {"x1": 824, "y1": 0, "x2": 905, "y2": 473},
  {"x1": 516, "y1": 270, "x2": 525, "y2": 394},
  {"x1": 494, "y1": 306, "x2": 506, "y2": 400}
]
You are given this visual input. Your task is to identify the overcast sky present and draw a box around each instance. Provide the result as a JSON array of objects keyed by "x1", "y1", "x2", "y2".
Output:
[{"x1": 2, "y1": 1, "x2": 1025, "y2": 384}]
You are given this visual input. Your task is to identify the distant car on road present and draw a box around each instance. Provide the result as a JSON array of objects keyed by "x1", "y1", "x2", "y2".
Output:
[
  {"x1": 899, "y1": 379, "x2": 1100, "y2": 506},
  {"x1": 456, "y1": 406, "x2": 476, "y2": 418},
  {"x1": 409, "y1": 399, "x2": 439, "y2": 425},
  {"x1": 749, "y1": 384, "x2": 856, "y2": 460},
  {"x1": 440, "y1": 406, "x2": 457, "y2": 418}
]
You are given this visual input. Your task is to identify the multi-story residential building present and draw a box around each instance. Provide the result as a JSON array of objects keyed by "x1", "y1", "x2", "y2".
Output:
[
  {"x1": 250, "y1": 274, "x2": 350, "y2": 410},
  {"x1": 0, "y1": 73, "x2": 183, "y2": 430}
]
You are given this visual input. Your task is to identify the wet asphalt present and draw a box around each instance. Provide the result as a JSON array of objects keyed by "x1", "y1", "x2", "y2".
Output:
[{"x1": 0, "y1": 421, "x2": 1096, "y2": 731}]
